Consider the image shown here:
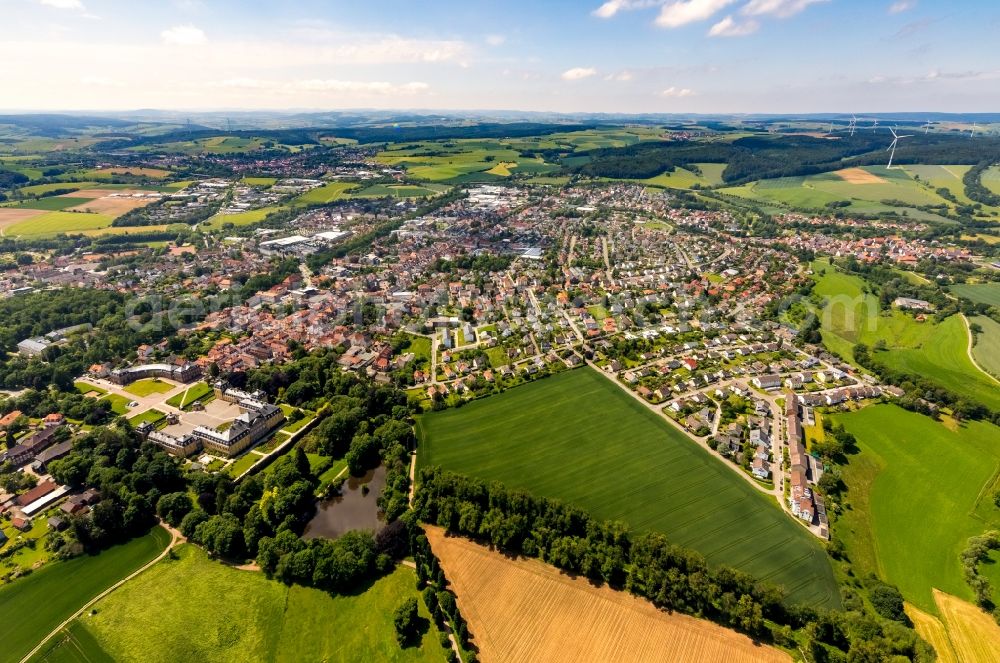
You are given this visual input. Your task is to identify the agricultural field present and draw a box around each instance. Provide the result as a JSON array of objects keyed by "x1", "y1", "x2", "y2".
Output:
[
  {"x1": 122, "y1": 378, "x2": 175, "y2": 397},
  {"x1": 3, "y1": 210, "x2": 115, "y2": 237},
  {"x1": 242, "y1": 176, "x2": 277, "y2": 187},
  {"x1": 202, "y1": 205, "x2": 283, "y2": 229},
  {"x1": 44, "y1": 544, "x2": 447, "y2": 663},
  {"x1": 811, "y1": 259, "x2": 1000, "y2": 410},
  {"x1": 640, "y1": 163, "x2": 726, "y2": 189},
  {"x1": 830, "y1": 404, "x2": 1000, "y2": 612},
  {"x1": 950, "y1": 282, "x2": 1000, "y2": 307},
  {"x1": 291, "y1": 181, "x2": 357, "y2": 205},
  {"x1": 417, "y1": 367, "x2": 840, "y2": 608},
  {"x1": 0, "y1": 528, "x2": 170, "y2": 663},
  {"x1": 8, "y1": 196, "x2": 92, "y2": 211},
  {"x1": 374, "y1": 138, "x2": 559, "y2": 183},
  {"x1": 933, "y1": 589, "x2": 1000, "y2": 663},
  {"x1": 351, "y1": 183, "x2": 450, "y2": 199},
  {"x1": 425, "y1": 526, "x2": 791, "y2": 663},
  {"x1": 971, "y1": 316, "x2": 1000, "y2": 379},
  {"x1": 15, "y1": 182, "x2": 99, "y2": 196},
  {"x1": 983, "y1": 166, "x2": 1000, "y2": 196},
  {"x1": 718, "y1": 165, "x2": 975, "y2": 222}
]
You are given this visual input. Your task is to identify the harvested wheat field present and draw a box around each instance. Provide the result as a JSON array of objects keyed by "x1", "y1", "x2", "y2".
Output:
[
  {"x1": 835, "y1": 167, "x2": 887, "y2": 184},
  {"x1": 934, "y1": 589, "x2": 1000, "y2": 663},
  {"x1": 425, "y1": 526, "x2": 790, "y2": 663},
  {"x1": 66, "y1": 191, "x2": 159, "y2": 215},
  {"x1": 905, "y1": 601, "x2": 958, "y2": 663}
]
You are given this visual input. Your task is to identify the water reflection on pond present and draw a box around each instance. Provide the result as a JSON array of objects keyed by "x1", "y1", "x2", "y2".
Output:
[{"x1": 303, "y1": 465, "x2": 386, "y2": 540}]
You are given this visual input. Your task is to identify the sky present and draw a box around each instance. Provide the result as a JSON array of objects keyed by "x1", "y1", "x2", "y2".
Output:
[{"x1": 1, "y1": 0, "x2": 998, "y2": 113}]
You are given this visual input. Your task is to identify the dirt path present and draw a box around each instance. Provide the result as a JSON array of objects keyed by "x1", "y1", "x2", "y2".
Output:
[{"x1": 20, "y1": 524, "x2": 179, "y2": 663}]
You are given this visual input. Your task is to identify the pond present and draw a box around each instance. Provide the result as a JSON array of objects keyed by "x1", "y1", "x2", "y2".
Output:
[{"x1": 302, "y1": 465, "x2": 386, "y2": 540}]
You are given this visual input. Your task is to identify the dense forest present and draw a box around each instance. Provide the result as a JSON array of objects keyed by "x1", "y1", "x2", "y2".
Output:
[{"x1": 571, "y1": 133, "x2": 1000, "y2": 183}]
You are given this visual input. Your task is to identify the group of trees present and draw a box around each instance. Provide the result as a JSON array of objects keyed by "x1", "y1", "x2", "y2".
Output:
[
  {"x1": 963, "y1": 161, "x2": 1000, "y2": 208},
  {"x1": 47, "y1": 426, "x2": 185, "y2": 553},
  {"x1": 411, "y1": 527, "x2": 473, "y2": 661},
  {"x1": 414, "y1": 467, "x2": 933, "y2": 661},
  {"x1": 960, "y1": 530, "x2": 1000, "y2": 619}
]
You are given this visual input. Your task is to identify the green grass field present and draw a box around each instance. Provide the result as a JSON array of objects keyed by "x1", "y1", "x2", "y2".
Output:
[
  {"x1": 75, "y1": 381, "x2": 105, "y2": 395},
  {"x1": 99, "y1": 393, "x2": 132, "y2": 415},
  {"x1": 417, "y1": 367, "x2": 840, "y2": 608},
  {"x1": 165, "y1": 382, "x2": 213, "y2": 409},
  {"x1": 718, "y1": 165, "x2": 970, "y2": 222},
  {"x1": 31, "y1": 620, "x2": 113, "y2": 663},
  {"x1": 831, "y1": 405, "x2": 1000, "y2": 613},
  {"x1": 57, "y1": 544, "x2": 446, "y2": 663},
  {"x1": 11, "y1": 197, "x2": 91, "y2": 211},
  {"x1": 812, "y1": 259, "x2": 1000, "y2": 410},
  {"x1": 202, "y1": 205, "x2": 283, "y2": 229},
  {"x1": 950, "y1": 282, "x2": 1000, "y2": 307},
  {"x1": 291, "y1": 181, "x2": 358, "y2": 205},
  {"x1": 15, "y1": 182, "x2": 98, "y2": 196},
  {"x1": 242, "y1": 177, "x2": 277, "y2": 187},
  {"x1": 126, "y1": 409, "x2": 166, "y2": 427},
  {"x1": 0, "y1": 528, "x2": 170, "y2": 663},
  {"x1": 122, "y1": 379, "x2": 174, "y2": 397},
  {"x1": 971, "y1": 316, "x2": 1000, "y2": 379},
  {"x1": 351, "y1": 183, "x2": 450, "y2": 199},
  {"x1": 640, "y1": 163, "x2": 726, "y2": 189},
  {"x1": 7, "y1": 211, "x2": 115, "y2": 237}
]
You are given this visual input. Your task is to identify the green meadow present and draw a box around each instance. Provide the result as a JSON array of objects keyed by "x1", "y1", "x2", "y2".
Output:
[
  {"x1": 40, "y1": 544, "x2": 447, "y2": 663},
  {"x1": 971, "y1": 315, "x2": 1000, "y2": 379},
  {"x1": 640, "y1": 163, "x2": 727, "y2": 189},
  {"x1": 0, "y1": 528, "x2": 170, "y2": 663},
  {"x1": 417, "y1": 367, "x2": 840, "y2": 608},
  {"x1": 831, "y1": 405, "x2": 1000, "y2": 613},
  {"x1": 291, "y1": 181, "x2": 358, "y2": 205},
  {"x1": 10, "y1": 197, "x2": 91, "y2": 211},
  {"x1": 811, "y1": 259, "x2": 1000, "y2": 410},
  {"x1": 351, "y1": 183, "x2": 450, "y2": 199},
  {"x1": 950, "y1": 282, "x2": 1000, "y2": 307}
]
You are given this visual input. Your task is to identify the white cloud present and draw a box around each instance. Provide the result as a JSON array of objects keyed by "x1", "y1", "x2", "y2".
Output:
[
  {"x1": 606, "y1": 70, "x2": 634, "y2": 81},
  {"x1": 38, "y1": 0, "x2": 84, "y2": 9},
  {"x1": 708, "y1": 15, "x2": 760, "y2": 36},
  {"x1": 562, "y1": 67, "x2": 598, "y2": 80},
  {"x1": 161, "y1": 25, "x2": 207, "y2": 46},
  {"x1": 655, "y1": 0, "x2": 736, "y2": 28},
  {"x1": 485, "y1": 34, "x2": 506, "y2": 46},
  {"x1": 292, "y1": 79, "x2": 430, "y2": 95},
  {"x1": 888, "y1": 0, "x2": 915, "y2": 14},
  {"x1": 741, "y1": 0, "x2": 827, "y2": 18},
  {"x1": 592, "y1": 0, "x2": 666, "y2": 18},
  {"x1": 660, "y1": 86, "x2": 695, "y2": 97}
]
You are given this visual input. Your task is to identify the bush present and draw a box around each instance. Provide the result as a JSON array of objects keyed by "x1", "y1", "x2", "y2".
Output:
[{"x1": 392, "y1": 597, "x2": 420, "y2": 646}]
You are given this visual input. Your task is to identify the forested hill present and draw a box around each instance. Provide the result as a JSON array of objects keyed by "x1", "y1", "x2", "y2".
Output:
[{"x1": 571, "y1": 132, "x2": 1000, "y2": 183}]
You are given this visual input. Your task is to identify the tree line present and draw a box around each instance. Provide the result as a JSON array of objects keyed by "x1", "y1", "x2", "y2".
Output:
[{"x1": 413, "y1": 467, "x2": 932, "y2": 661}]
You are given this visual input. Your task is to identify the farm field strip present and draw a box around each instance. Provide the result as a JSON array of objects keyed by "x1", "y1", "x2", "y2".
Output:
[
  {"x1": 417, "y1": 367, "x2": 839, "y2": 608},
  {"x1": 934, "y1": 590, "x2": 1000, "y2": 663},
  {"x1": 425, "y1": 526, "x2": 791, "y2": 663},
  {"x1": 970, "y1": 316, "x2": 1000, "y2": 379}
]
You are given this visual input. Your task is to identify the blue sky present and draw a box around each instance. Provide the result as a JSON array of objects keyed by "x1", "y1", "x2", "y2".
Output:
[{"x1": 1, "y1": 0, "x2": 998, "y2": 112}]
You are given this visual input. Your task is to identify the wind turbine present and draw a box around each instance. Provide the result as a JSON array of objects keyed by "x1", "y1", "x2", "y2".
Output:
[
  {"x1": 848, "y1": 114, "x2": 858, "y2": 137},
  {"x1": 871, "y1": 118, "x2": 879, "y2": 133},
  {"x1": 970, "y1": 122, "x2": 978, "y2": 138},
  {"x1": 922, "y1": 119, "x2": 933, "y2": 134},
  {"x1": 886, "y1": 126, "x2": 912, "y2": 169}
]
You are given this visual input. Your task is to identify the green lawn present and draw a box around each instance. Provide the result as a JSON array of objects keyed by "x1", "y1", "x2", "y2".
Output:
[
  {"x1": 122, "y1": 379, "x2": 174, "y2": 397},
  {"x1": 971, "y1": 315, "x2": 1000, "y2": 379},
  {"x1": 127, "y1": 409, "x2": 166, "y2": 427},
  {"x1": 75, "y1": 381, "x2": 105, "y2": 396},
  {"x1": 812, "y1": 259, "x2": 1000, "y2": 411},
  {"x1": 224, "y1": 452, "x2": 261, "y2": 477},
  {"x1": 830, "y1": 405, "x2": 1000, "y2": 613},
  {"x1": 165, "y1": 382, "x2": 213, "y2": 409},
  {"x1": 417, "y1": 367, "x2": 840, "y2": 608},
  {"x1": 950, "y1": 282, "x2": 1000, "y2": 307},
  {"x1": 351, "y1": 183, "x2": 449, "y2": 199},
  {"x1": 65, "y1": 544, "x2": 446, "y2": 663},
  {"x1": 0, "y1": 528, "x2": 170, "y2": 663},
  {"x1": 99, "y1": 393, "x2": 132, "y2": 415}
]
